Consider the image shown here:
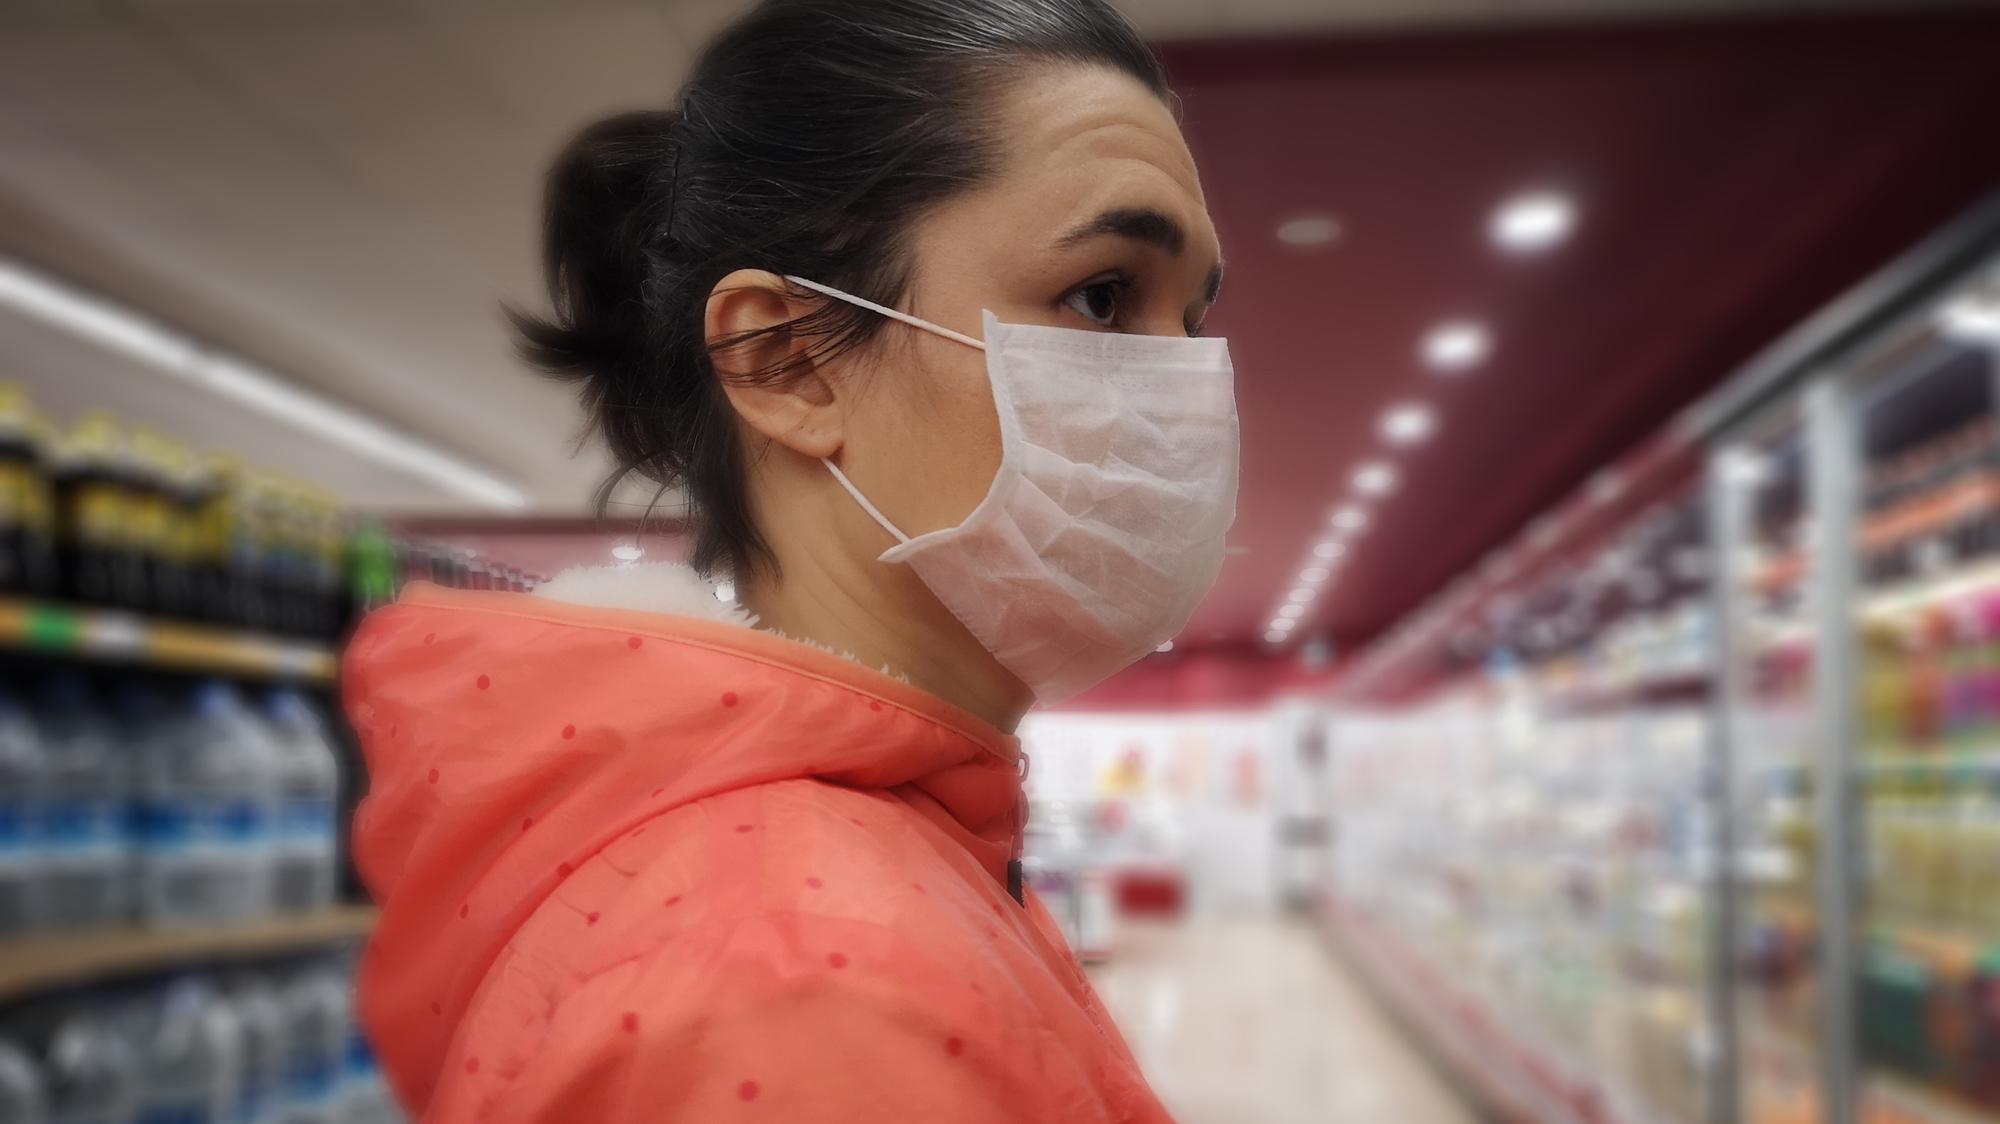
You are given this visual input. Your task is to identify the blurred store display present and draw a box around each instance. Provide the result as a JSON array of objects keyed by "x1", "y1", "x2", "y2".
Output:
[
  {"x1": 1322, "y1": 201, "x2": 2000, "y2": 1124},
  {"x1": 0, "y1": 386, "x2": 552, "y2": 1124}
]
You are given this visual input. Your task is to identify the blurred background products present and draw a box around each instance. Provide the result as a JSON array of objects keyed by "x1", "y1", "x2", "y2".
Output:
[{"x1": 6, "y1": 1, "x2": 2000, "y2": 1122}]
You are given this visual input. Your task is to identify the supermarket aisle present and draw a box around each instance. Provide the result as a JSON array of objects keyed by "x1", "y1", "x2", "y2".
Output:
[{"x1": 1088, "y1": 916, "x2": 1479, "y2": 1124}]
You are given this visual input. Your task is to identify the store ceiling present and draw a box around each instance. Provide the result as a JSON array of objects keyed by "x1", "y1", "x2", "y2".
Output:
[{"x1": 0, "y1": 0, "x2": 1996, "y2": 650}]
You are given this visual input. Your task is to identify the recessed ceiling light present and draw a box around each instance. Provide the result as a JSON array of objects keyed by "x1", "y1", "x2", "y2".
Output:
[
  {"x1": 1380, "y1": 402, "x2": 1438, "y2": 446},
  {"x1": 1301, "y1": 566, "x2": 1331, "y2": 583},
  {"x1": 1330, "y1": 506, "x2": 1369, "y2": 531},
  {"x1": 1271, "y1": 616, "x2": 1298, "y2": 631},
  {"x1": 611, "y1": 544, "x2": 644, "y2": 562},
  {"x1": 1491, "y1": 190, "x2": 1576, "y2": 254},
  {"x1": 1155, "y1": 640, "x2": 1175, "y2": 654},
  {"x1": 1351, "y1": 462, "x2": 1398, "y2": 497},
  {"x1": 1288, "y1": 587, "x2": 1315, "y2": 603},
  {"x1": 1275, "y1": 213, "x2": 1343, "y2": 248},
  {"x1": 1422, "y1": 321, "x2": 1492, "y2": 373},
  {"x1": 1265, "y1": 629, "x2": 1290, "y2": 644},
  {"x1": 1279, "y1": 604, "x2": 1308, "y2": 620},
  {"x1": 1313, "y1": 541, "x2": 1346, "y2": 560}
]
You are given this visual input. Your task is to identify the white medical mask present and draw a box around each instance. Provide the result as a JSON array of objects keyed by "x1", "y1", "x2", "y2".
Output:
[{"x1": 785, "y1": 275, "x2": 1239, "y2": 703}]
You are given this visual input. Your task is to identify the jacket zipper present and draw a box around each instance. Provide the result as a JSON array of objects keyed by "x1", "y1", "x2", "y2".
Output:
[{"x1": 1006, "y1": 751, "x2": 1031, "y2": 905}]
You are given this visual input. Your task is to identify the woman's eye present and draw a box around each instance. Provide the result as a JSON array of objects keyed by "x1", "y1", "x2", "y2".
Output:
[{"x1": 1064, "y1": 280, "x2": 1124, "y2": 327}]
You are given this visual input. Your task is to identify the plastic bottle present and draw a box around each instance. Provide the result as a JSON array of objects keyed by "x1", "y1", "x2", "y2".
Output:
[
  {"x1": 33, "y1": 677, "x2": 128, "y2": 931},
  {"x1": 260, "y1": 692, "x2": 338, "y2": 918},
  {"x1": 0, "y1": 690, "x2": 45, "y2": 936},
  {"x1": 137, "y1": 682, "x2": 276, "y2": 927},
  {"x1": 335, "y1": 1016, "x2": 395, "y2": 1124},
  {"x1": 275, "y1": 963, "x2": 351, "y2": 1124},
  {"x1": 128, "y1": 977, "x2": 243, "y2": 1124},
  {"x1": 0, "y1": 383, "x2": 59, "y2": 599},
  {"x1": 41, "y1": 1003, "x2": 140, "y2": 1124},
  {"x1": 223, "y1": 975, "x2": 287, "y2": 1124},
  {"x1": 0, "y1": 1037, "x2": 47, "y2": 1124}
]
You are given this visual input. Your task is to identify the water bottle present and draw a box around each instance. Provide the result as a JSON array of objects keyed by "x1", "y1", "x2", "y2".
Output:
[
  {"x1": 0, "y1": 691, "x2": 46, "y2": 936},
  {"x1": 222, "y1": 976, "x2": 285, "y2": 1124},
  {"x1": 41, "y1": 1004, "x2": 139, "y2": 1124},
  {"x1": 0, "y1": 1038, "x2": 47, "y2": 1124},
  {"x1": 274, "y1": 964, "x2": 348, "y2": 1124},
  {"x1": 258, "y1": 694, "x2": 337, "y2": 917},
  {"x1": 334, "y1": 1027, "x2": 396, "y2": 1124},
  {"x1": 33, "y1": 677, "x2": 128, "y2": 930},
  {"x1": 138, "y1": 683, "x2": 276, "y2": 927},
  {"x1": 128, "y1": 977, "x2": 242, "y2": 1124}
]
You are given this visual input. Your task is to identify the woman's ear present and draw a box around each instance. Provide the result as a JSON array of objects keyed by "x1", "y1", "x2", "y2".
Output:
[{"x1": 706, "y1": 269, "x2": 844, "y2": 459}]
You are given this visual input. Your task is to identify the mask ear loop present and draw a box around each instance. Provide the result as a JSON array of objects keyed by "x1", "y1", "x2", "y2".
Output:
[
  {"x1": 821, "y1": 456, "x2": 912, "y2": 545},
  {"x1": 782, "y1": 275, "x2": 987, "y2": 351},
  {"x1": 785, "y1": 274, "x2": 988, "y2": 548}
]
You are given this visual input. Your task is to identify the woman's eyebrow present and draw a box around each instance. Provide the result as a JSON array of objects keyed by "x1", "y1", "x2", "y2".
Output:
[{"x1": 1054, "y1": 207, "x2": 1186, "y2": 255}]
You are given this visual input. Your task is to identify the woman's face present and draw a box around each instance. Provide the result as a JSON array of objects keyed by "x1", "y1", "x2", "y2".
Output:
[{"x1": 827, "y1": 63, "x2": 1224, "y2": 539}]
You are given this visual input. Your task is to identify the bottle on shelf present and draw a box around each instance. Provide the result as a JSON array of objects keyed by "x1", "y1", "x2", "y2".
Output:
[
  {"x1": 39, "y1": 1003, "x2": 140, "y2": 1124},
  {"x1": 223, "y1": 972, "x2": 288, "y2": 1124},
  {"x1": 136, "y1": 681, "x2": 278, "y2": 928},
  {"x1": 276, "y1": 960, "x2": 351, "y2": 1124},
  {"x1": 53, "y1": 413, "x2": 140, "y2": 611},
  {"x1": 0, "y1": 1036, "x2": 45, "y2": 1124},
  {"x1": 0, "y1": 384, "x2": 58, "y2": 600},
  {"x1": 0, "y1": 689, "x2": 44, "y2": 938},
  {"x1": 32, "y1": 676, "x2": 128, "y2": 931},
  {"x1": 261, "y1": 690, "x2": 339, "y2": 918},
  {"x1": 124, "y1": 975, "x2": 244, "y2": 1124}
]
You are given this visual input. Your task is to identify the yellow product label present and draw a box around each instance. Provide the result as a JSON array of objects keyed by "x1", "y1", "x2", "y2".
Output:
[
  {"x1": 23, "y1": 476, "x2": 52, "y2": 535},
  {"x1": 76, "y1": 484, "x2": 125, "y2": 545},
  {"x1": 131, "y1": 492, "x2": 168, "y2": 552},
  {"x1": 0, "y1": 463, "x2": 20, "y2": 524}
]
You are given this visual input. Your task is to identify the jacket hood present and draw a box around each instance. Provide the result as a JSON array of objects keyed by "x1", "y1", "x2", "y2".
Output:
[{"x1": 342, "y1": 566, "x2": 1023, "y2": 1097}]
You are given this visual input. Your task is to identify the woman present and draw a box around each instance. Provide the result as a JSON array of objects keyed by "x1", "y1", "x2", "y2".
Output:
[{"x1": 343, "y1": 1, "x2": 1236, "y2": 1119}]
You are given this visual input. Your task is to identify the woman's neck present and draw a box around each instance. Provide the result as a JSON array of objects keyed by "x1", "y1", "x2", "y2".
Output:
[{"x1": 741, "y1": 533, "x2": 1031, "y2": 734}]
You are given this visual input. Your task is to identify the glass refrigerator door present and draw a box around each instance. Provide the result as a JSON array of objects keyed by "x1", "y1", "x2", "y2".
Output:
[
  {"x1": 1848, "y1": 264, "x2": 2000, "y2": 1124},
  {"x1": 1717, "y1": 414, "x2": 1825, "y2": 1124}
]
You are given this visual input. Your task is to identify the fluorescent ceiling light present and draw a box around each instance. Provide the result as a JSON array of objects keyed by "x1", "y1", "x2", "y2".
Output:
[
  {"x1": 1491, "y1": 191, "x2": 1576, "y2": 254},
  {"x1": 1422, "y1": 321, "x2": 1492, "y2": 373},
  {"x1": 1313, "y1": 540, "x2": 1346, "y2": 560},
  {"x1": 1279, "y1": 604, "x2": 1308, "y2": 620},
  {"x1": 1938, "y1": 291, "x2": 2000, "y2": 344},
  {"x1": 1270, "y1": 616, "x2": 1298, "y2": 631},
  {"x1": 1380, "y1": 402, "x2": 1437, "y2": 446},
  {"x1": 1330, "y1": 506, "x2": 1369, "y2": 532},
  {"x1": 1264, "y1": 629, "x2": 1290, "y2": 644},
  {"x1": 1351, "y1": 461, "x2": 1398, "y2": 497},
  {"x1": 1301, "y1": 566, "x2": 1331, "y2": 584},
  {"x1": 1288, "y1": 587, "x2": 1315, "y2": 603},
  {"x1": 0, "y1": 258, "x2": 525, "y2": 509},
  {"x1": 1275, "y1": 214, "x2": 1342, "y2": 248}
]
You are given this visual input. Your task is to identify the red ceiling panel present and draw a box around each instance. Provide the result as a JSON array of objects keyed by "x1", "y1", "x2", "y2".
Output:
[{"x1": 1155, "y1": 11, "x2": 2000, "y2": 654}]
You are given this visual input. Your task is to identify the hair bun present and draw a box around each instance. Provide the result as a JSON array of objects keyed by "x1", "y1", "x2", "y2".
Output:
[{"x1": 517, "y1": 109, "x2": 681, "y2": 380}]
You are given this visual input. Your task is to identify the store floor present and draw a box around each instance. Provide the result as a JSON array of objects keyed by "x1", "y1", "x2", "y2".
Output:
[{"x1": 1088, "y1": 914, "x2": 1479, "y2": 1124}]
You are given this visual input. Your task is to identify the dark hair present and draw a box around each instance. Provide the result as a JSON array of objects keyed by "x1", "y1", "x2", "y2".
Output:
[{"x1": 513, "y1": 0, "x2": 1169, "y2": 579}]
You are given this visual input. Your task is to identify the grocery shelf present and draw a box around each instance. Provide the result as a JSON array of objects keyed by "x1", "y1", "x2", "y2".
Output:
[
  {"x1": 0, "y1": 596, "x2": 337, "y2": 681},
  {"x1": 0, "y1": 906, "x2": 377, "y2": 1002}
]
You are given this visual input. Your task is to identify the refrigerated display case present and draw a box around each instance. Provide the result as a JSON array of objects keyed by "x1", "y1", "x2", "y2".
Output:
[{"x1": 1323, "y1": 195, "x2": 2000, "y2": 1124}]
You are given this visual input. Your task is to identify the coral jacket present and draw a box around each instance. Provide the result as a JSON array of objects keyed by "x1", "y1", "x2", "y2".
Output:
[{"x1": 343, "y1": 568, "x2": 1173, "y2": 1122}]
